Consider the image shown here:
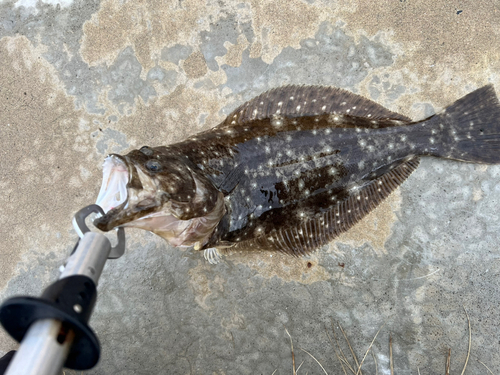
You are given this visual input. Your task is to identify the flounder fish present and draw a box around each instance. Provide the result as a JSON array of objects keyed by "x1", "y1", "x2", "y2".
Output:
[{"x1": 94, "y1": 85, "x2": 500, "y2": 263}]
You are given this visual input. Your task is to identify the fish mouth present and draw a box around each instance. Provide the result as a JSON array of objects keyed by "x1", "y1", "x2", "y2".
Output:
[
  {"x1": 93, "y1": 154, "x2": 160, "y2": 231},
  {"x1": 93, "y1": 155, "x2": 194, "y2": 242},
  {"x1": 95, "y1": 155, "x2": 130, "y2": 214}
]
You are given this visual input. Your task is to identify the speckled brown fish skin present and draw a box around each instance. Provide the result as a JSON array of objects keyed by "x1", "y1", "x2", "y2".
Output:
[{"x1": 94, "y1": 85, "x2": 500, "y2": 256}]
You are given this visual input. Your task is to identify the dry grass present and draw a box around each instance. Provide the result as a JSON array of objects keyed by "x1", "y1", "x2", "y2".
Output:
[
  {"x1": 284, "y1": 326, "x2": 297, "y2": 375},
  {"x1": 389, "y1": 334, "x2": 393, "y2": 375},
  {"x1": 461, "y1": 306, "x2": 471, "y2": 375},
  {"x1": 280, "y1": 306, "x2": 496, "y2": 375}
]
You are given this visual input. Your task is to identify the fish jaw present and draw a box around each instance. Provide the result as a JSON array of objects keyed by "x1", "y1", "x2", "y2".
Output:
[{"x1": 119, "y1": 191, "x2": 225, "y2": 248}]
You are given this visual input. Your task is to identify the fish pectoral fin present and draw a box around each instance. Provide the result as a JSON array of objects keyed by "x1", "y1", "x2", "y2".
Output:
[
  {"x1": 218, "y1": 163, "x2": 244, "y2": 194},
  {"x1": 242, "y1": 158, "x2": 420, "y2": 256},
  {"x1": 203, "y1": 248, "x2": 222, "y2": 264}
]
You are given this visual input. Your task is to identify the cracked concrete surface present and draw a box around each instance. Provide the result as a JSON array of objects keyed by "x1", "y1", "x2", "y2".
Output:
[{"x1": 1, "y1": 0, "x2": 500, "y2": 374}]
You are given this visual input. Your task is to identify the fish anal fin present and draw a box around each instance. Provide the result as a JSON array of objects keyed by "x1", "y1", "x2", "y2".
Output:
[{"x1": 235, "y1": 158, "x2": 420, "y2": 256}]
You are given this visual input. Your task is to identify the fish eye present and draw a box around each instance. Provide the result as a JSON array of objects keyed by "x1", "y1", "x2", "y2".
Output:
[
  {"x1": 145, "y1": 160, "x2": 162, "y2": 172},
  {"x1": 140, "y1": 146, "x2": 154, "y2": 156}
]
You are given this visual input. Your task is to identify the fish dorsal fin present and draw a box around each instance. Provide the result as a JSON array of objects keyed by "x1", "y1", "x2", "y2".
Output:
[
  {"x1": 229, "y1": 158, "x2": 420, "y2": 255},
  {"x1": 222, "y1": 85, "x2": 411, "y2": 127}
]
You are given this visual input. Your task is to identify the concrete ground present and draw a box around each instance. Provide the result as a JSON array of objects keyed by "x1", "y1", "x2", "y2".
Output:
[{"x1": 1, "y1": 0, "x2": 500, "y2": 374}]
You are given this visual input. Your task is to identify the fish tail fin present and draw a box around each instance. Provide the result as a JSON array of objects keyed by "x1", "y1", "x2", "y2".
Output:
[{"x1": 426, "y1": 85, "x2": 500, "y2": 164}]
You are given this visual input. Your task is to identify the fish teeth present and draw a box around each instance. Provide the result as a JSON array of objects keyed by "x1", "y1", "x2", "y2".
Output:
[{"x1": 95, "y1": 156, "x2": 129, "y2": 213}]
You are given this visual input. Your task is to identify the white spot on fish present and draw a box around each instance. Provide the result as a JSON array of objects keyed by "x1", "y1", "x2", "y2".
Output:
[{"x1": 272, "y1": 118, "x2": 283, "y2": 127}]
